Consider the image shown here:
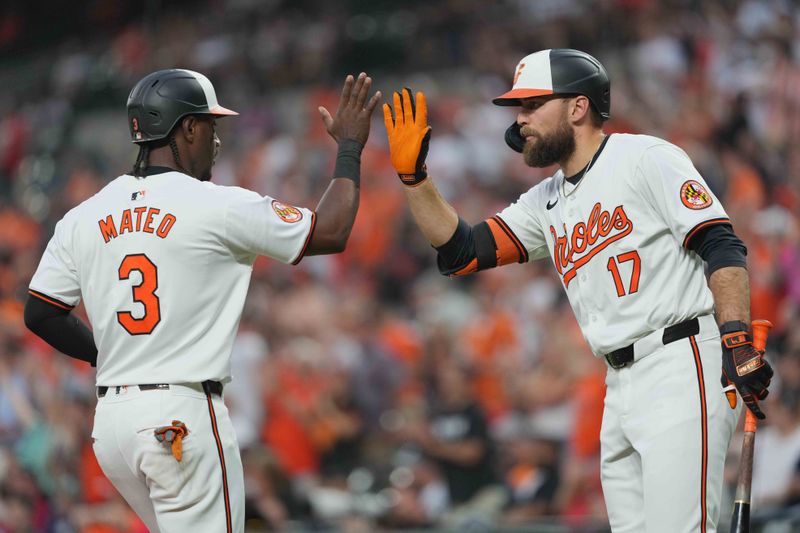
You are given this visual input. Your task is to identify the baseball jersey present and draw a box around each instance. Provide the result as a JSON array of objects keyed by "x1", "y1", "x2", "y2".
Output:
[
  {"x1": 495, "y1": 134, "x2": 729, "y2": 355},
  {"x1": 29, "y1": 170, "x2": 315, "y2": 385}
]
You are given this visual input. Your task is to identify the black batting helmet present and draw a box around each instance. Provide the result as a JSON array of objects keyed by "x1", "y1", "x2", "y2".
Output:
[
  {"x1": 127, "y1": 69, "x2": 238, "y2": 144},
  {"x1": 493, "y1": 49, "x2": 610, "y2": 120}
]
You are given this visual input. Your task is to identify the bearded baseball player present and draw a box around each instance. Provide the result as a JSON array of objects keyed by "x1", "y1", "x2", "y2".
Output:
[
  {"x1": 23, "y1": 69, "x2": 380, "y2": 531},
  {"x1": 384, "y1": 49, "x2": 774, "y2": 532}
]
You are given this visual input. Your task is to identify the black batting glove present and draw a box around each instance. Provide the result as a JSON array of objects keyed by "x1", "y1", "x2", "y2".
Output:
[{"x1": 720, "y1": 322, "x2": 773, "y2": 420}]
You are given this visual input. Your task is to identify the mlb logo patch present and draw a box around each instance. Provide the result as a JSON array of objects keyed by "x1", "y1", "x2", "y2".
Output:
[{"x1": 131, "y1": 190, "x2": 146, "y2": 201}]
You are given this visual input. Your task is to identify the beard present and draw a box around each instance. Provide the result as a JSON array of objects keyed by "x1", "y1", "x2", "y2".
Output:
[{"x1": 522, "y1": 120, "x2": 576, "y2": 168}]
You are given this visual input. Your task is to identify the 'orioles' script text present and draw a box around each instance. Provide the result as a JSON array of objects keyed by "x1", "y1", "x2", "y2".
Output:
[
  {"x1": 550, "y1": 203, "x2": 633, "y2": 287},
  {"x1": 98, "y1": 207, "x2": 177, "y2": 243}
]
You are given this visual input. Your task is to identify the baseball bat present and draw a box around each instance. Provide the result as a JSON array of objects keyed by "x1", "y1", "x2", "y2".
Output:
[{"x1": 729, "y1": 319, "x2": 772, "y2": 533}]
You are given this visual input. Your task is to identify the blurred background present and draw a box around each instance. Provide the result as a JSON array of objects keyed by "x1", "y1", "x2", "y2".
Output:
[{"x1": 0, "y1": 0, "x2": 799, "y2": 531}]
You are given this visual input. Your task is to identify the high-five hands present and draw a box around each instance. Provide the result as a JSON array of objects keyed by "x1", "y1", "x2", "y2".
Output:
[
  {"x1": 319, "y1": 73, "x2": 381, "y2": 146},
  {"x1": 383, "y1": 88, "x2": 431, "y2": 186}
]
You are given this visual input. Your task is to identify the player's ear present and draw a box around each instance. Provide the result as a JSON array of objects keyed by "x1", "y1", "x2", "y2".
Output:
[
  {"x1": 571, "y1": 95, "x2": 591, "y2": 125},
  {"x1": 178, "y1": 116, "x2": 197, "y2": 143}
]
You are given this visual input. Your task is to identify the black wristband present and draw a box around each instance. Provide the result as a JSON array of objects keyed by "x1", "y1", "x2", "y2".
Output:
[
  {"x1": 333, "y1": 139, "x2": 363, "y2": 186},
  {"x1": 719, "y1": 320, "x2": 750, "y2": 335}
]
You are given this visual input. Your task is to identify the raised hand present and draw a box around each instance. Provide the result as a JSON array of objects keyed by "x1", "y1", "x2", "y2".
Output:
[
  {"x1": 319, "y1": 73, "x2": 381, "y2": 146},
  {"x1": 383, "y1": 87, "x2": 431, "y2": 186}
]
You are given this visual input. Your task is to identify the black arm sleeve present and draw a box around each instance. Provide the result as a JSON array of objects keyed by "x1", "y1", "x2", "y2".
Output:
[
  {"x1": 24, "y1": 295, "x2": 97, "y2": 366},
  {"x1": 687, "y1": 223, "x2": 747, "y2": 275},
  {"x1": 435, "y1": 217, "x2": 497, "y2": 275}
]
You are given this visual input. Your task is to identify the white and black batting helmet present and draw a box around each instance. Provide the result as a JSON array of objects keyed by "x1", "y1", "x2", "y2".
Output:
[
  {"x1": 493, "y1": 48, "x2": 610, "y2": 120},
  {"x1": 127, "y1": 69, "x2": 238, "y2": 144}
]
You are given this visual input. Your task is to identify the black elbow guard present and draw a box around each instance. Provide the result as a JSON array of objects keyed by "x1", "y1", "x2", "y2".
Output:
[{"x1": 436, "y1": 218, "x2": 497, "y2": 275}]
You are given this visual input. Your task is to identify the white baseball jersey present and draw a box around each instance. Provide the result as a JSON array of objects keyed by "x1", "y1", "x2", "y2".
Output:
[
  {"x1": 496, "y1": 133, "x2": 729, "y2": 355},
  {"x1": 29, "y1": 170, "x2": 314, "y2": 385},
  {"x1": 483, "y1": 132, "x2": 740, "y2": 532}
]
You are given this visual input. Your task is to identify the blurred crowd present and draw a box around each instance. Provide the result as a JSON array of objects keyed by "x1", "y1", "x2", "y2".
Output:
[{"x1": 1, "y1": 0, "x2": 799, "y2": 531}]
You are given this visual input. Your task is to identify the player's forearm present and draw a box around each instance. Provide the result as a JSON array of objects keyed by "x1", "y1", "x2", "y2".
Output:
[
  {"x1": 23, "y1": 296, "x2": 98, "y2": 365},
  {"x1": 709, "y1": 266, "x2": 750, "y2": 325},
  {"x1": 402, "y1": 180, "x2": 459, "y2": 247},
  {"x1": 306, "y1": 139, "x2": 363, "y2": 255},
  {"x1": 306, "y1": 178, "x2": 359, "y2": 255}
]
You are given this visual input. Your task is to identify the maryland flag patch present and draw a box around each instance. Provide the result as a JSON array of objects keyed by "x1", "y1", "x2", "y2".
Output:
[
  {"x1": 271, "y1": 200, "x2": 303, "y2": 223},
  {"x1": 680, "y1": 180, "x2": 713, "y2": 210}
]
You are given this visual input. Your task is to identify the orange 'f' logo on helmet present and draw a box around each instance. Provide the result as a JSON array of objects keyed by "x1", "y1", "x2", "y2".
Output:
[{"x1": 513, "y1": 63, "x2": 526, "y2": 86}]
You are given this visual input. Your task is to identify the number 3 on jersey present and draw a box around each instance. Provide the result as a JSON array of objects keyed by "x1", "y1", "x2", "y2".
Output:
[
  {"x1": 607, "y1": 251, "x2": 641, "y2": 297},
  {"x1": 117, "y1": 254, "x2": 161, "y2": 335}
]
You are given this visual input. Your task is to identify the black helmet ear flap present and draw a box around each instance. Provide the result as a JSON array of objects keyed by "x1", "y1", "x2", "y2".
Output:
[{"x1": 505, "y1": 122, "x2": 525, "y2": 153}]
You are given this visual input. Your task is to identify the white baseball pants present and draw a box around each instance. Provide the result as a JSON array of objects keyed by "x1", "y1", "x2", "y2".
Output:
[
  {"x1": 601, "y1": 314, "x2": 742, "y2": 533},
  {"x1": 92, "y1": 383, "x2": 245, "y2": 532}
]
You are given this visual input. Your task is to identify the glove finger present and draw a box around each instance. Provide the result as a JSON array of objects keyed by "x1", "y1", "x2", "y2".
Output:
[
  {"x1": 403, "y1": 87, "x2": 416, "y2": 121},
  {"x1": 417, "y1": 127, "x2": 432, "y2": 169},
  {"x1": 747, "y1": 376, "x2": 771, "y2": 394},
  {"x1": 742, "y1": 393, "x2": 765, "y2": 420},
  {"x1": 416, "y1": 91, "x2": 428, "y2": 127},
  {"x1": 402, "y1": 88, "x2": 414, "y2": 124},
  {"x1": 393, "y1": 92, "x2": 404, "y2": 125},
  {"x1": 383, "y1": 103, "x2": 395, "y2": 131}
]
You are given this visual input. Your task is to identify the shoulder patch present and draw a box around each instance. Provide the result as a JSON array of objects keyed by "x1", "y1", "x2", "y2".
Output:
[
  {"x1": 680, "y1": 180, "x2": 713, "y2": 210},
  {"x1": 271, "y1": 200, "x2": 303, "y2": 223}
]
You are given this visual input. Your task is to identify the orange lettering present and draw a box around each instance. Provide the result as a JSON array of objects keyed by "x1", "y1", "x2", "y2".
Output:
[
  {"x1": 119, "y1": 209, "x2": 133, "y2": 234},
  {"x1": 98, "y1": 215, "x2": 117, "y2": 243},
  {"x1": 549, "y1": 204, "x2": 634, "y2": 287},
  {"x1": 612, "y1": 206, "x2": 629, "y2": 230},
  {"x1": 134, "y1": 207, "x2": 148, "y2": 231},
  {"x1": 156, "y1": 214, "x2": 176, "y2": 238},
  {"x1": 572, "y1": 222, "x2": 587, "y2": 254},
  {"x1": 586, "y1": 204, "x2": 601, "y2": 244},
  {"x1": 143, "y1": 208, "x2": 160, "y2": 233}
]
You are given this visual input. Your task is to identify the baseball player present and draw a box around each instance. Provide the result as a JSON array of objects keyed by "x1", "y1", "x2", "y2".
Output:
[
  {"x1": 23, "y1": 69, "x2": 380, "y2": 532},
  {"x1": 383, "y1": 49, "x2": 773, "y2": 532}
]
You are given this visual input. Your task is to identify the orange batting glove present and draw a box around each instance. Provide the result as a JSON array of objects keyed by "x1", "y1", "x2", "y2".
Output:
[{"x1": 383, "y1": 88, "x2": 431, "y2": 186}]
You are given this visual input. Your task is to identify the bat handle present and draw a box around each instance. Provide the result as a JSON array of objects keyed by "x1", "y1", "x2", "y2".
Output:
[
  {"x1": 742, "y1": 319, "x2": 771, "y2": 434},
  {"x1": 729, "y1": 319, "x2": 772, "y2": 533}
]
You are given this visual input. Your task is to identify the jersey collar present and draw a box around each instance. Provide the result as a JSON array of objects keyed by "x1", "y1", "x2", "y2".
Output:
[
  {"x1": 561, "y1": 133, "x2": 612, "y2": 196},
  {"x1": 142, "y1": 166, "x2": 176, "y2": 176}
]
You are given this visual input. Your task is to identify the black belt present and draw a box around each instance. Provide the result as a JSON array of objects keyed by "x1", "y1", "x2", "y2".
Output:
[
  {"x1": 97, "y1": 380, "x2": 223, "y2": 398},
  {"x1": 604, "y1": 317, "x2": 700, "y2": 369}
]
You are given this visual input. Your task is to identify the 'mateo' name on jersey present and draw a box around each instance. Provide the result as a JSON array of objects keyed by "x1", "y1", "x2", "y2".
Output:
[
  {"x1": 29, "y1": 171, "x2": 315, "y2": 386},
  {"x1": 98, "y1": 207, "x2": 177, "y2": 242}
]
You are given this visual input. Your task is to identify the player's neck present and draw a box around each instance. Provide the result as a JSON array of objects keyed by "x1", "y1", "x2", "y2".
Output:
[
  {"x1": 561, "y1": 129, "x2": 606, "y2": 177},
  {"x1": 148, "y1": 146, "x2": 194, "y2": 178},
  {"x1": 148, "y1": 147, "x2": 181, "y2": 172}
]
